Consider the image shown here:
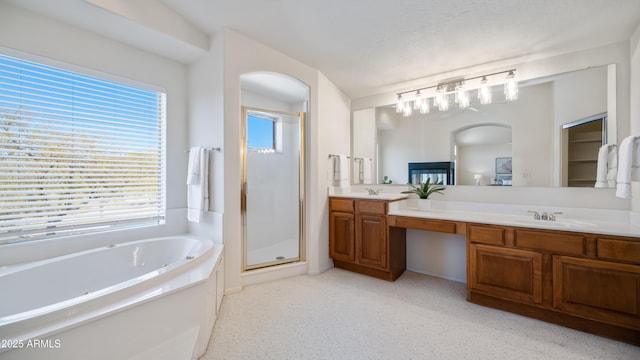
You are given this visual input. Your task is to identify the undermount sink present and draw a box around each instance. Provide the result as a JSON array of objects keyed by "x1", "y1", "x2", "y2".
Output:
[{"x1": 509, "y1": 217, "x2": 597, "y2": 229}]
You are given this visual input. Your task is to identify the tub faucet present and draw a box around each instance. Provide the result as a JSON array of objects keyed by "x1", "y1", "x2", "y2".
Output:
[
  {"x1": 366, "y1": 188, "x2": 380, "y2": 195},
  {"x1": 541, "y1": 212, "x2": 549, "y2": 221}
]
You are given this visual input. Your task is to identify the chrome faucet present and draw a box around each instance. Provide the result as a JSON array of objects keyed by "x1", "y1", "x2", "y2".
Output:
[
  {"x1": 366, "y1": 188, "x2": 380, "y2": 195},
  {"x1": 548, "y1": 211, "x2": 563, "y2": 221},
  {"x1": 528, "y1": 210, "x2": 563, "y2": 221}
]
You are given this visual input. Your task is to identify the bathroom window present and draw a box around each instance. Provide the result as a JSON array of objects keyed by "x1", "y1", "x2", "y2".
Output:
[
  {"x1": 0, "y1": 53, "x2": 166, "y2": 244},
  {"x1": 247, "y1": 112, "x2": 279, "y2": 152}
]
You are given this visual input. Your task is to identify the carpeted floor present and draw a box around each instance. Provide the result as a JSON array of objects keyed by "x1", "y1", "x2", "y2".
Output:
[{"x1": 200, "y1": 268, "x2": 639, "y2": 360}]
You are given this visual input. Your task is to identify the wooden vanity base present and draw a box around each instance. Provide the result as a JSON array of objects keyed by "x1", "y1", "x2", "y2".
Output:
[
  {"x1": 469, "y1": 292, "x2": 640, "y2": 346},
  {"x1": 329, "y1": 197, "x2": 640, "y2": 346}
]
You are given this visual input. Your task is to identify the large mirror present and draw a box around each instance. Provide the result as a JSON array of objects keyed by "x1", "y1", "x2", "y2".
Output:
[{"x1": 352, "y1": 65, "x2": 617, "y2": 187}]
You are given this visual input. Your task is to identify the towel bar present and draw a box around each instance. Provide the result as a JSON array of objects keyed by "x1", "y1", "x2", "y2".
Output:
[{"x1": 185, "y1": 147, "x2": 221, "y2": 152}]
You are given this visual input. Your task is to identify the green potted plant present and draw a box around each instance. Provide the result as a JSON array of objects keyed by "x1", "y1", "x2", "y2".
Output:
[{"x1": 402, "y1": 178, "x2": 445, "y2": 210}]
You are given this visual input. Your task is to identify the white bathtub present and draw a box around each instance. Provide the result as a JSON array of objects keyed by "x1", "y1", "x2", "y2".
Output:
[{"x1": 0, "y1": 236, "x2": 224, "y2": 360}]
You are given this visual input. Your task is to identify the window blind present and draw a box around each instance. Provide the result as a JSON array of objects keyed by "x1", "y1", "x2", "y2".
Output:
[{"x1": 0, "y1": 54, "x2": 166, "y2": 244}]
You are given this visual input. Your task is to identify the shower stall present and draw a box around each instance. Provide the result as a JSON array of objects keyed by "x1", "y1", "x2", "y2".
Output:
[{"x1": 242, "y1": 106, "x2": 305, "y2": 270}]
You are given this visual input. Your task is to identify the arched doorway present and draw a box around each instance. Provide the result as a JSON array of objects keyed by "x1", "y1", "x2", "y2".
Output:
[{"x1": 240, "y1": 72, "x2": 309, "y2": 270}]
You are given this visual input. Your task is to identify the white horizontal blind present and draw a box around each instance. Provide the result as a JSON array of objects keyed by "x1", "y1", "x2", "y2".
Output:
[{"x1": 0, "y1": 54, "x2": 166, "y2": 244}]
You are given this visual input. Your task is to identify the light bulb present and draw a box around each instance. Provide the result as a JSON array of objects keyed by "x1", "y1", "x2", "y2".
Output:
[
  {"x1": 455, "y1": 82, "x2": 469, "y2": 109},
  {"x1": 434, "y1": 85, "x2": 445, "y2": 107},
  {"x1": 402, "y1": 102, "x2": 413, "y2": 117},
  {"x1": 478, "y1": 76, "x2": 492, "y2": 105},
  {"x1": 413, "y1": 90, "x2": 423, "y2": 110},
  {"x1": 396, "y1": 94, "x2": 404, "y2": 113},
  {"x1": 420, "y1": 100, "x2": 429, "y2": 114},
  {"x1": 438, "y1": 94, "x2": 449, "y2": 111},
  {"x1": 504, "y1": 71, "x2": 518, "y2": 101}
]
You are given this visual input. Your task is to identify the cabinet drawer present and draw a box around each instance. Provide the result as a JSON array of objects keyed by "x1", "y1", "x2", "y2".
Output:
[
  {"x1": 356, "y1": 200, "x2": 387, "y2": 215},
  {"x1": 468, "y1": 225, "x2": 505, "y2": 246},
  {"x1": 514, "y1": 230, "x2": 585, "y2": 256},
  {"x1": 330, "y1": 198, "x2": 354, "y2": 212},
  {"x1": 597, "y1": 238, "x2": 640, "y2": 264},
  {"x1": 394, "y1": 217, "x2": 457, "y2": 233}
]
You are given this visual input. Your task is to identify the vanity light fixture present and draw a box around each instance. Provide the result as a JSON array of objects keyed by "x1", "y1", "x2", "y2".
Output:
[{"x1": 395, "y1": 69, "x2": 518, "y2": 117}]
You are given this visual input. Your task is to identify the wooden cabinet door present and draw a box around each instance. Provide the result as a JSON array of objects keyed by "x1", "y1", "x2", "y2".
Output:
[
  {"x1": 553, "y1": 256, "x2": 640, "y2": 330},
  {"x1": 329, "y1": 211, "x2": 355, "y2": 262},
  {"x1": 356, "y1": 214, "x2": 387, "y2": 270},
  {"x1": 469, "y1": 244, "x2": 543, "y2": 304}
]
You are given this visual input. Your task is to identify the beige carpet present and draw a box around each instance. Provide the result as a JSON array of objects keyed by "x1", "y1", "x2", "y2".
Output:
[{"x1": 200, "y1": 268, "x2": 639, "y2": 360}]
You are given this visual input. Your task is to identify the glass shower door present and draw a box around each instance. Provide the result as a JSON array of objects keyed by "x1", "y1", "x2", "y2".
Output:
[{"x1": 242, "y1": 107, "x2": 305, "y2": 270}]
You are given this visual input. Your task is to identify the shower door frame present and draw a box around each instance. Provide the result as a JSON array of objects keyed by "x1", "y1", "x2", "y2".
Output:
[{"x1": 241, "y1": 106, "x2": 306, "y2": 271}]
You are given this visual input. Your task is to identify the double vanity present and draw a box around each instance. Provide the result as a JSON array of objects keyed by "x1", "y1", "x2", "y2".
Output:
[{"x1": 328, "y1": 193, "x2": 640, "y2": 345}]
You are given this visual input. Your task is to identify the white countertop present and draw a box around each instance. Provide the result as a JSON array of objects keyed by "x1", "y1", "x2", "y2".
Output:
[
  {"x1": 387, "y1": 200, "x2": 640, "y2": 238},
  {"x1": 329, "y1": 193, "x2": 409, "y2": 201}
]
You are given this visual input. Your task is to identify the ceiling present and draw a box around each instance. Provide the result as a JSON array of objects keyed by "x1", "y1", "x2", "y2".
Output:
[{"x1": 5, "y1": 0, "x2": 640, "y2": 99}]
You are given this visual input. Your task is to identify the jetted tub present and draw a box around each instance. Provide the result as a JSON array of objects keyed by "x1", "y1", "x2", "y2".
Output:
[{"x1": 0, "y1": 236, "x2": 224, "y2": 360}]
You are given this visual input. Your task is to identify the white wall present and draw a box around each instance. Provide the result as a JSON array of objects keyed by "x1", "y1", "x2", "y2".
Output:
[
  {"x1": 458, "y1": 143, "x2": 512, "y2": 185},
  {"x1": 315, "y1": 73, "x2": 352, "y2": 272}
]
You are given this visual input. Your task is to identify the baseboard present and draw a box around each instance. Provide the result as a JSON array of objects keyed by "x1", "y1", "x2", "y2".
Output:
[
  {"x1": 224, "y1": 286, "x2": 243, "y2": 295},
  {"x1": 241, "y1": 261, "x2": 308, "y2": 287},
  {"x1": 406, "y1": 267, "x2": 466, "y2": 284}
]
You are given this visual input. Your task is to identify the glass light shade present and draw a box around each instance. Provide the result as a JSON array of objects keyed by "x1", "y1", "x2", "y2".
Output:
[
  {"x1": 459, "y1": 92, "x2": 470, "y2": 108},
  {"x1": 438, "y1": 94, "x2": 449, "y2": 111},
  {"x1": 504, "y1": 71, "x2": 518, "y2": 101},
  {"x1": 458, "y1": 92, "x2": 470, "y2": 109},
  {"x1": 419, "y1": 100, "x2": 430, "y2": 114},
  {"x1": 455, "y1": 82, "x2": 470, "y2": 109},
  {"x1": 396, "y1": 95, "x2": 404, "y2": 113},
  {"x1": 454, "y1": 82, "x2": 464, "y2": 103},
  {"x1": 478, "y1": 77, "x2": 492, "y2": 105},
  {"x1": 402, "y1": 102, "x2": 413, "y2": 117},
  {"x1": 434, "y1": 85, "x2": 445, "y2": 106},
  {"x1": 413, "y1": 91, "x2": 423, "y2": 110}
]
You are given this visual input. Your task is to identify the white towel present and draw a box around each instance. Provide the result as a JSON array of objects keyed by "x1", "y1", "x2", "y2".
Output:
[
  {"x1": 362, "y1": 157, "x2": 372, "y2": 184},
  {"x1": 187, "y1": 146, "x2": 210, "y2": 222},
  {"x1": 616, "y1": 136, "x2": 640, "y2": 198},
  {"x1": 187, "y1": 147, "x2": 202, "y2": 185},
  {"x1": 595, "y1": 144, "x2": 617, "y2": 188},
  {"x1": 333, "y1": 155, "x2": 349, "y2": 181}
]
